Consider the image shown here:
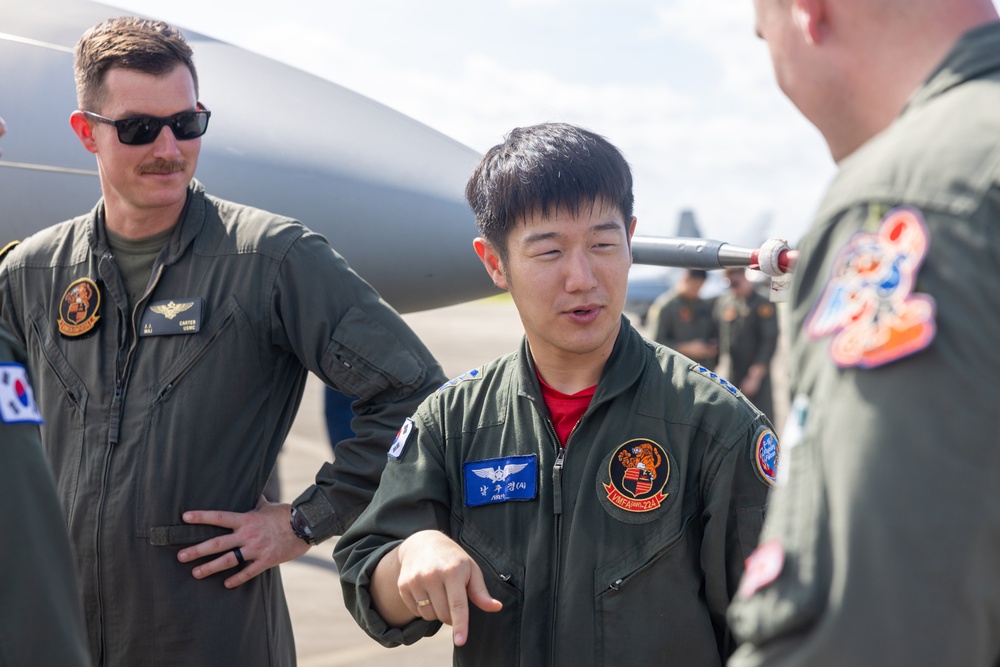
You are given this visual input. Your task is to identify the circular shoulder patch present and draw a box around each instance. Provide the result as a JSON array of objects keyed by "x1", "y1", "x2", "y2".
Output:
[
  {"x1": 754, "y1": 428, "x2": 779, "y2": 487},
  {"x1": 597, "y1": 438, "x2": 672, "y2": 524},
  {"x1": 57, "y1": 278, "x2": 102, "y2": 337}
]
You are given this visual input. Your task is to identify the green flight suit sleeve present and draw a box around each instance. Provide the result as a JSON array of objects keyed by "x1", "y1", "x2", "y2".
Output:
[
  {"x1": 729, "y1": 201, "x2": 1000, "y2": 666},
  {"x1": 699, "y1": 416, "x2": 774, "y2": 658},
  {"x1": 334, "y1": 409, "x2": 447, "y2": 647},
  {"x1": 0, "y1": 326, "x2": 90, "y2": 667},
  {"x1": 269, "y1": 230, "x2": 446, "y2": 541}
]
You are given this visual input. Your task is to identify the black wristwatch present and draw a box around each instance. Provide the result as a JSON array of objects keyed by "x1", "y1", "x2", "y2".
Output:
[{"x1": 289, "y1": 506, "x2": 317, "y2": 545}]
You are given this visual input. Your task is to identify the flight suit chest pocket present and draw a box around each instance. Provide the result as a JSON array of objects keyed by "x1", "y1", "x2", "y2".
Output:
[
  {"x1": 26, "y1": 303, "x2": 90, "y2": 523},
  {"x1": 458, "y1": 519, "x2": 524, "y2": 667},
  {"x1": 152, "y1": 295, "x2": 252, "y2": 404}
]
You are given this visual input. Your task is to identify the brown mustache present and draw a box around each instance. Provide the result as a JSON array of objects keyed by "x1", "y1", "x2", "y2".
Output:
[{"x1": 137, "y1": 158, "x2": 188, "y2": 175}]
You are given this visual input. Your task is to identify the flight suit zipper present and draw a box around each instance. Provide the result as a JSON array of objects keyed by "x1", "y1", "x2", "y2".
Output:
[
  {"x1": 95, "y1": 257, "x2": 166, "y2": 666},
  {"x1": 546, "y1": 417, "x2": 581, "y2": 667}
]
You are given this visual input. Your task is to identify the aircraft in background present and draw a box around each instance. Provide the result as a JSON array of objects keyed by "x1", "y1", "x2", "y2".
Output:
[
  {"x1": 1, "y1": 0, "x2": 493, "y2": 313},
  {"x1": 1, "y1": 0, "x2": 794, "y2": 316},
  {"x1": 625, "y1": 210, "x2": 725, "y2": 325}
]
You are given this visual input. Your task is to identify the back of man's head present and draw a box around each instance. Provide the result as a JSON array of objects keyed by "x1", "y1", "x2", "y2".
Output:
[
  {"x1": 74, "y1": 17, "x2": 198, "y2": 113},
  {"x1": 465, "y1": 122, "x2": 634, "y2": 260},
  {"x1": 756, "y1": 0, "x2": 999, "y2": 161}
]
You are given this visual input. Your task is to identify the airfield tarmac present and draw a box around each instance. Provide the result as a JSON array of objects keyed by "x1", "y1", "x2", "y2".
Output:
[{"x1": 275, "y1": 295, "x2": 789, "y2": 666}]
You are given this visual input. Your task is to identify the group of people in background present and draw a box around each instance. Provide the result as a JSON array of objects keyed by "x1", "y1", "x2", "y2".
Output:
[
  {"x1": 647, "y1": 266, "x2": 779, "y2": 423},
  {"x1": 2, "y1": 0, "x2": 1000, "y2": 665}
]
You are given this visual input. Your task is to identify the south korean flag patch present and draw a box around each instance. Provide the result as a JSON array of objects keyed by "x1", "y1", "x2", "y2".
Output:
[
  {"x1": 388, "y1": 418, "x2": 414, "y2": 459},
  {"x1": 0, "y1": 363, "x2": 43, "y2": 424}
]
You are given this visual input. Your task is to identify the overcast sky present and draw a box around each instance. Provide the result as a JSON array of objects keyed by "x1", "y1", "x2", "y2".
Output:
[{"x1": 109, "y1": 0, "x2": 999, "y2": 247}]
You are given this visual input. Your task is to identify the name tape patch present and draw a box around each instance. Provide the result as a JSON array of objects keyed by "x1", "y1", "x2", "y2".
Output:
[
  {"x1": 140, "y1": 298, "x2": 203, "y2": 336},
  {"x1": 463, "y1": 454, "x2": 537, "y2": 507}
]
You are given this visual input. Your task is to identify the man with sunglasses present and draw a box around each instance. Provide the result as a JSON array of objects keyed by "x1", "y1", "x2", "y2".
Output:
[{"x1": 0, "y1": 17, "x2": 445, "y2": 667}]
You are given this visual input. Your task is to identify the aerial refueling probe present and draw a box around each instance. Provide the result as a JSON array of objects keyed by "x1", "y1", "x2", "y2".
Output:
[{"x1": 630, "y1": 236, "x2": 798, "y2": 276}]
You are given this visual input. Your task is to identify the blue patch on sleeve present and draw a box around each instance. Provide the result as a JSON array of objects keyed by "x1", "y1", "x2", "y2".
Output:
[
  {"x1": 692, "y1": 365, "x2": 740, "y2": 396},
  {"x1": 463, "y1": 454, "x2": 537, "y2": 507},
  {"x1": 437, "y1": 368, "x2": 481, "y2": 392}
]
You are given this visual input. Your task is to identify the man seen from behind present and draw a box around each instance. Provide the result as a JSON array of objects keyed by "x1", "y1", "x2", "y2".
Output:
[{"x1": 728, "y1": 1, "x2": 1000, "y2": 665}]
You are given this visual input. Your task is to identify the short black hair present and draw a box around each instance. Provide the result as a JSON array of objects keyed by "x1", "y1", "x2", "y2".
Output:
[{"x1": 465, "y1": 122, "x2": 634, "y2": 260}]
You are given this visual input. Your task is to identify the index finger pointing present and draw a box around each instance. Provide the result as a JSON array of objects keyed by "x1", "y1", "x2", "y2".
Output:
[{"x1": 446, "y1": 583, "x2": 472, "y2": 647}]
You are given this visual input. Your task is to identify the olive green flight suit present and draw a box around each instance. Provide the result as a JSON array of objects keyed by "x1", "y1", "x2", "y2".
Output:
[
  {"x1": 0, "y1": 322, "x2": 90, "y2": 667},
  {"x1": 0, "y1": 182, "x2": 445, "y2": 666},
  {"x1": 714, "y1": 290, "x2": 778, "y2": 422},
  {"x1": 648, "y1": 289, "x2": 719, "y2": 369},
  {"x1": 728, "y1": 22, "x2": 1000, "y2": 667},
  {"x1": 337, "y1": 320, "x2": 776, "y2": 666}
]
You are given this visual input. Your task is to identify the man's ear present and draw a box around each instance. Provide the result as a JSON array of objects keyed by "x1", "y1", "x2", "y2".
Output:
[
  {"x1": 473, "y1": 237, "x2": 509, "y2": 290},
  {"x1": 69, "y1": 111, "x2": 99, "y2": 154},
  {"x1": 792, "y1": 0, "x2": 826, "y2": 45},
  {"x1": 626, "y1": 216, "x2": 637, "y2": 266}
]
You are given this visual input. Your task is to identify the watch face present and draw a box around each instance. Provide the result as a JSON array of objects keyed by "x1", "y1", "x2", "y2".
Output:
[{"x1": 290, "y1": 508, "x2": 315, "y2": 543}]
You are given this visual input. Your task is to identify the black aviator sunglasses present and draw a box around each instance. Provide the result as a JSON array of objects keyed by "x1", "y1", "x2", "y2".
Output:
[{"x1": 83, "y1": 103, "x2": 211, "y2": 146}]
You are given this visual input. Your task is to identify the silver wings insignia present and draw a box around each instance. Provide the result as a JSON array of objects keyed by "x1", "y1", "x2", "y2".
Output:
[
  {"x1": 471, "y1": 462, "x2": 530, "y2": 483},
  {"x1": 150, "y1": 300, "x2": 194, "y2": 320}
]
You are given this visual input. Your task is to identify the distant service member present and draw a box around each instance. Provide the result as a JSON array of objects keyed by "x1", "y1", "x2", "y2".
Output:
[
  {"x1": 647, "y1": 268, "x2": 719, "y2": 369},
  {"x1": 714, "y1": 267, "x2": 778, "y2": 422}
]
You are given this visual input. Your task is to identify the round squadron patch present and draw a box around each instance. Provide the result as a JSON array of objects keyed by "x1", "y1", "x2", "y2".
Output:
[
  {"x1": 754, "y1": 427, "x2": 779, "y2": 487},
  {"x1": 598, "y1": 438, "x2": 671, "y2": 523},
  {"x1": 57, "y1": 278, "x2": 101, "y2": 337}
]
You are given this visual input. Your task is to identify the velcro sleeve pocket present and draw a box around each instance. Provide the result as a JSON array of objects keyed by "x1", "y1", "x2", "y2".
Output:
[{"x1": 321, "y1": 306, "x2": 426, "y2": 401}]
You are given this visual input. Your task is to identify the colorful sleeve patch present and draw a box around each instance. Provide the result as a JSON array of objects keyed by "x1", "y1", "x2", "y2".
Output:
[
  {"x1": 753, "y1": 426, "x2": 779, "y2": 487},
  {"x1": 0, "y1": 363, "x2": 44, "y2": 424},
  {"x1": 463, "y1": 454, "x2": 537, "y2": 507},
  {"x1": 387, "y1": 418, "x2": 415, "y2": 459},
  {"x1": 806, "y1": 207, "x2": 936, "y2": 368},
  {"x1": 436, "y1": 367, "x2": 481, "y2": 392}
]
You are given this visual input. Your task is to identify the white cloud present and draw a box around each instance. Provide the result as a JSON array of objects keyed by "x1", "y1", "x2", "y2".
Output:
[{"x1": 112, "y1": 0, "x2": 837, "y2": 244}]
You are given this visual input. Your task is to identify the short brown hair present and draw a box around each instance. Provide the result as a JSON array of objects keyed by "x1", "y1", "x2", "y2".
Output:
[{"x1": 74, "y1": 17, "x2": 198, "y2": 112}]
